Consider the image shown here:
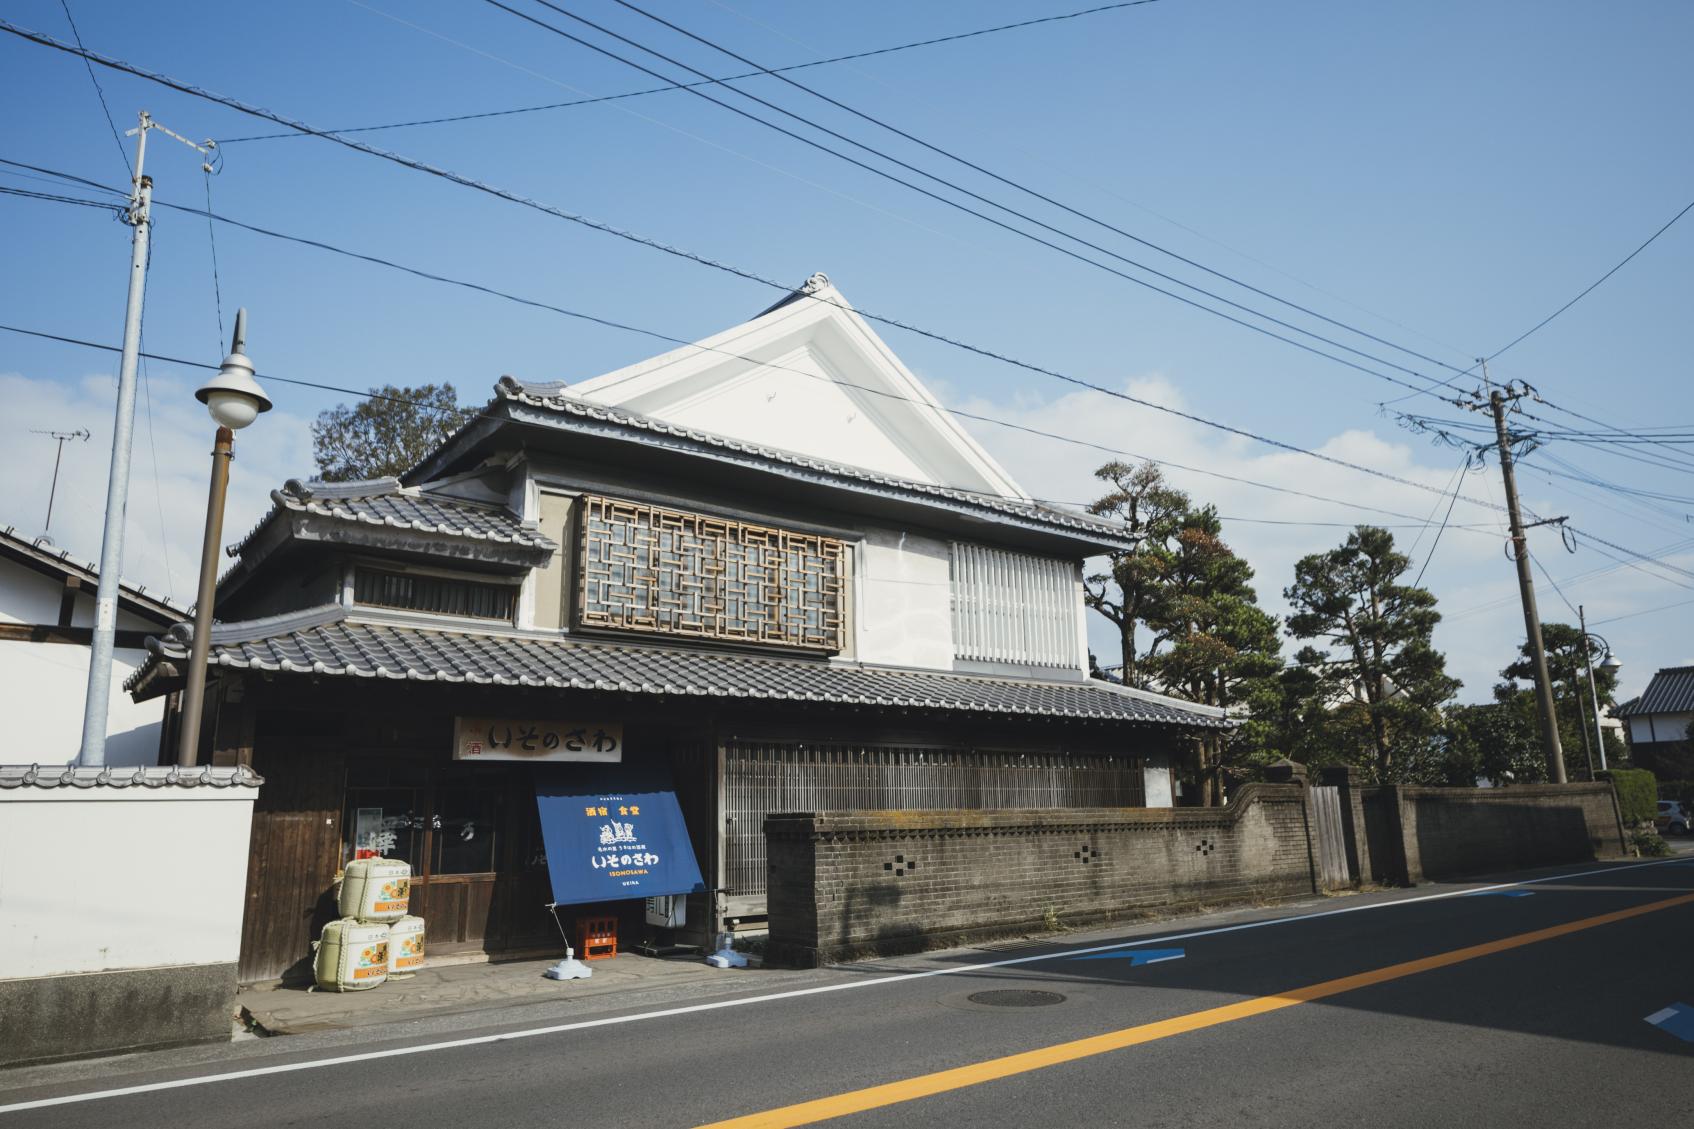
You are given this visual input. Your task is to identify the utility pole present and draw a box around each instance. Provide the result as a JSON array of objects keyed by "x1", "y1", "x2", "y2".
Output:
[
  {"x1": 1469, "y1": 375, "x2": 1567, "y2": 784},
  {"x1": 77, "y1": 112, "x2": 214, "y2": 767},
  {"x1": 30, "y1": 428, "x2": 90, "y2": 534}
]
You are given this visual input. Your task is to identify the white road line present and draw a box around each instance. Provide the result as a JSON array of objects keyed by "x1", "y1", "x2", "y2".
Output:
[{"x1": 2, "y1": 854, "x2": 1687, "y2": 1115}]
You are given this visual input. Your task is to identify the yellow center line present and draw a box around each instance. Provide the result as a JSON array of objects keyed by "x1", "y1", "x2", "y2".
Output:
[{"x1": 699, "y1": 890, "x2": 1694, "y2": 1129}]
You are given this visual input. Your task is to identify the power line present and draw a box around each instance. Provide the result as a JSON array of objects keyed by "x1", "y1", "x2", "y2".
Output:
[
  {"x1": 606, "y1": 0, "x2": 1476, "y2": 392},
  {"x1": 1484, "y1": 195, "x2": 1694, "y2": 365},
  {"x1": 1590, "y1": 595, "x2": 1694, "y2": 628},
  {"x1": 3, "y1": 21, "x2": 1654, "y2": 573},
  {"x1": 0, "y1": 166, "x2": 1536, "y2": 539},
  {"x1": 484, "y1": 0, "x2": 1462, "y2": 404},
  {"x1": 216, "y1": 0, "x2": 1164, "y2": 144},
  {"x1": 1412, "y1": 455, "x2": 1470, "y2": 588},
  {"x1": 0, "y1": 30, "x2": 1520, "y2": 517},
  {"x1": 55, "y1": 0, "x2": 130, "y2": 178}
]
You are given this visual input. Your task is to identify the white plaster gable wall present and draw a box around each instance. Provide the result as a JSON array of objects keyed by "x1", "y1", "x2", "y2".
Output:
[
  {"x1": 567, "y1": 281, "x2": 1030, "y2": 500},
  {"x1": 853, "y1": 527, "x2": 954, "y2": 670},
  {"x1": 1, "y1": 561, "x2": 169, "y2": 766}
]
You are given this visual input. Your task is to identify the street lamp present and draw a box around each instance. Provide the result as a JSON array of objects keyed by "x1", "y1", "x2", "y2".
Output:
[
  {"x1": 178, "y1": 309, "x2": 270, "y2": 766},
  {"x1": 1577, "y1": 604, "x2": 1620, "y2": 774}
]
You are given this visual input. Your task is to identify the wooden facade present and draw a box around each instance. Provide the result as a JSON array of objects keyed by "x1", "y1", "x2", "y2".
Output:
[{"x1": 210, "y1": 676, "x2": 1173, "y2": 985}]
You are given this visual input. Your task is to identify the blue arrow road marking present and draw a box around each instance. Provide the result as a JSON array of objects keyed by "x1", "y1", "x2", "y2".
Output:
[
  {"x1": 1073, "y1": 947, "x2": 1185, "y2": 966},
  {"x1": 1467, "y1": 890, "x2": 1534, "y2": 897},
  {"x1": 1645, "y1": 1003, "x2": 1694, "y2": 1043}
]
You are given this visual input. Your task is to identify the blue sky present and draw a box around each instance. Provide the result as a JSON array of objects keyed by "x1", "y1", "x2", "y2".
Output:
[{"x1": 2, "y1": 0, "x2": 1690, "y2": 704}]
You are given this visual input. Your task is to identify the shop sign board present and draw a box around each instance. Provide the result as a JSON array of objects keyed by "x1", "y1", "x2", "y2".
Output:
[{"x1": 453, "y1": 717, "x2": 623, "y2": 762}]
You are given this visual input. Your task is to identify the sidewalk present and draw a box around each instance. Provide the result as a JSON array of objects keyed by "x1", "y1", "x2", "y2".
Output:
[{"x1": 240, "y1": 949, "x2": 747, "y2": 1035}]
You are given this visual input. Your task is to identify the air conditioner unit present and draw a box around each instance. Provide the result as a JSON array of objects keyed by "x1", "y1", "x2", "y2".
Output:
[{"x1": 644, "y1": 894, "x2": 686, "y2": 929}]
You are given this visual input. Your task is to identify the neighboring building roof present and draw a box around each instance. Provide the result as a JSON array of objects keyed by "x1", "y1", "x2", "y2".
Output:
[
  {"x1": 0, "y1": 523, "x2": 189, "y2": 624},
  {"x1": 1615, "y1": 667, "x2": 1694, "y2": 718},
  {"x1": 0, "y1": 764, "x2": 262, "y2": 789},
  {"x1": 127, "y1": 605, "x2": 1230, "y2": 729},
  {"x1": 228, "y1": 477, "x2": 556, "y2": 559},
  {"x1": 461, "y1": 376, "x2": 1138, "y2": 552}
]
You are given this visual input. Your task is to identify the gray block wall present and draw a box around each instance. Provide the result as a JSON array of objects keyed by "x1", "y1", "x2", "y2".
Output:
[{"x1": 765, "y1": 783, "x2": 1316, "y2": 967}]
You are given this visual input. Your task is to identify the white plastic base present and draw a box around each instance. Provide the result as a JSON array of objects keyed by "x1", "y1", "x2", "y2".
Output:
[
  {"x1": 706, "y1": 946, "x2": 748, "y2": 969},
  {"x1": 544, "y1": 957, "x2": 594, "y2": 980}
]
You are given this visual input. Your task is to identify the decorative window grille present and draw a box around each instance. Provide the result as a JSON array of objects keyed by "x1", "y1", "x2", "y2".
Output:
[
  {"x1": 578, "y1": 495, "x2": 845, "y2": 651},
  {"x1": 950, "y1": 543, "x2": 1078, "y2": 667},
  {"x1": 354, "y1": 568, "x2": 517, "y2": 620}
]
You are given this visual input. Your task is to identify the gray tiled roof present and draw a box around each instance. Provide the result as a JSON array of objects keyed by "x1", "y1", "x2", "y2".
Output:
[
  {"x1": 491, "y1": 377, "x2": 1138, "y2": 550},
  {"x1": 0, "y1": 764, "x2": 263, "y2": 789},
  {"x1": 228, "y1": 477, "x2": 556, "y2": 559},
  {"x1": 1616, "y1": 667, "x2": 1694, "y2": 718},
  {"x1": 128, "y1": 607, "x2": 1229, "y2": 729}
]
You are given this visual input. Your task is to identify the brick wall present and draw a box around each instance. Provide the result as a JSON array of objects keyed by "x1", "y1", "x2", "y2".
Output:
[
  {"x1": 765, "y1": 783, "x2": 1316, "y2": 967},
  {"x1": 1360, "y1": 783, "x2": 1626, "y2": 884}
]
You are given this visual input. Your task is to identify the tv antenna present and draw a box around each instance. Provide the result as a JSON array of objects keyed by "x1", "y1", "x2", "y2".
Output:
[{"x1": 30, "y1": 428, "x2": 90, "y2": 534}]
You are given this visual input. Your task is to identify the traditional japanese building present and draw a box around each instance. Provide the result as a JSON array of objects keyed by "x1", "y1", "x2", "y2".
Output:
[{"x1": 126, "y1": 274, "x2": 1230, "y2": 984}]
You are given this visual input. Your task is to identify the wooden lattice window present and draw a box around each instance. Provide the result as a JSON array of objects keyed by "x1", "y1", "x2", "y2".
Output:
[{"x1": 578, "y1": 495, "x2": 845, "y2": 651}]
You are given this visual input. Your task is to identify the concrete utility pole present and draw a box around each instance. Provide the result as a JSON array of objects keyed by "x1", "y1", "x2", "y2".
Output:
[
  {"x1": 78, "y1": 112, "x2": 215, "y2": 767},
  {"x1": 1480, "y1": 381, "x2": 1567, "y2": 784}
]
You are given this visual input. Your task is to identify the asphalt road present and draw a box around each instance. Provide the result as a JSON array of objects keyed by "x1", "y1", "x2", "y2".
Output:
[{"x1": 5, "y1": 855, "x2": 1693, "y2": 1128}]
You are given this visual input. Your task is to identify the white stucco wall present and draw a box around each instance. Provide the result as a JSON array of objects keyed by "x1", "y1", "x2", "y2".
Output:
[
  {"x1": 0, "y1": 784, "x2": 257, "y2": 978},
  {"x1": 1142, "y1": 753, "x2": 1174, "y2": 808},
  {"x1": 853, "y1": 527, "x2": 954, "y2": 669},
  {"x1": 1, "y1": 563, "x2": 168, "y2": 766},
  {"x1": 1631, "y1": 713, "x2": 1693, "y2": 744}
]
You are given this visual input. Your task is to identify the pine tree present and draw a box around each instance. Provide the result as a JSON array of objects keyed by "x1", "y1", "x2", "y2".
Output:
[{"x1": 1284, "y1": 525, "x2": 1460, "y2": 780}]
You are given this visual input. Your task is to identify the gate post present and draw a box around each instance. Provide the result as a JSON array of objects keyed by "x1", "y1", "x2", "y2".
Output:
[
  {"x1": 1320, "y1": 765, "x2": 1371, "y2": 886},
  {"x1": 1264, "y1": 759, "x2": 1318, "y2": 893}
]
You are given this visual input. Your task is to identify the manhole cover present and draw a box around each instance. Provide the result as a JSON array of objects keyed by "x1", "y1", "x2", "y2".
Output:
[{"x1": 966, "y1": 989, "x2": 1067, "y2": 1007}]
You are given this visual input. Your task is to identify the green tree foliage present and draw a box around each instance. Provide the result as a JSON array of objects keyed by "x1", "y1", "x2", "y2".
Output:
[
  {"x1": 1139, "y1": 507, "x2": 1284, "y2": 797},
  {"x1": 1083, "y1": 461, "x2": 1190, "y2": 687},
  {"x1": 1082, "y1": 464, "x2": 1284, "y2": 801},
  {"x1": 1425, "y1": 701, "x2": 1546, "y2": 786},
  {"x1": 312, "y1": 383, "x2": 479, "y2": 482},
  {"x1": 1498, "y1": 622, "x2": 1624, "y2": 777},
  {"x1": 1284, "y1": 525, "x2": 1460, "y2": 781}
]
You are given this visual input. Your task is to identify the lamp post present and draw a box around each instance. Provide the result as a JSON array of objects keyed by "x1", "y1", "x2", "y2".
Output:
[
  {"x1": 1577, "y1": 604, "x2": 1621, "y2": 774},
  {"x1": 177, "y1": 309, "x2": 270, "y2": 767}
]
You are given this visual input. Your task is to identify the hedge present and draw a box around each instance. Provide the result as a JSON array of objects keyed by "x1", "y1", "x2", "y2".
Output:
[{"x1": 1600, "y1": 767, "x2": 1659, "y2": 825}]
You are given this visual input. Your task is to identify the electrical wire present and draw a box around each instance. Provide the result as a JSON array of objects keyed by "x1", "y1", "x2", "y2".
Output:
[
  {"x1": 216, "y1": 0, "x2": 1164, "y2": 143},
  {"x1": 0, "y1": 19, "x2": 1519, "y2": 519},
  {"x1": 0, "y1": 25, "x2": 1666, "y2": 569},
  {"x1": 0, "y1": 165, "x2": 1536, "y2": 542},
  {"x1": 1411, "y1": 455, "x2": 1470, "y2": 588},
  {"x1": 55, "y1": 0, "x2": 130, "y2": 178},
  {"x1": 606, "y1": 0, "x2": 1475, "y2": 393},
  {"x1": 486, "y1": 0, "x2": 1463, "y2": 405},
  {"x1": 203, "y1": 170, "x2": 225, "y2": 352},
  {"x1": 1484, "y1": 196, "x2": 1694, "y2": 365}
]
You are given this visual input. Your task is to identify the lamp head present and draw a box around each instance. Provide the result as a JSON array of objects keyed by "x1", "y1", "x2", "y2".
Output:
[
  {"x1": 1598, "y1": 650, "x2": 1622, "y2": 673},
  {"x1": 194, "y1": 308, "x2": 271, "y2": 429}
]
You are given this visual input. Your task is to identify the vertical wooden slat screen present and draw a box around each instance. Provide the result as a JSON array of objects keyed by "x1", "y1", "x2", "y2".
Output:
[
  {"x1": 949, "y1": 543, "x2": 1078, "y2": 668},
  {"x1": 723, "y1": 740, "x2": 1146, "y2": 903}
]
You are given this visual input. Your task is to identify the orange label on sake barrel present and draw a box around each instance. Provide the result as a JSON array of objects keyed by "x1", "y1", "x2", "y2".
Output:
[{"x1": 354, "y1": 942, "x2": 389, "y2": 977}]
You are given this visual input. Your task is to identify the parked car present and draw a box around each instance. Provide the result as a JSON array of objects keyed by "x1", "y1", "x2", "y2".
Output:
[{"x1": 1656, "y1": 800, "x2": 1691, "y2": 836}]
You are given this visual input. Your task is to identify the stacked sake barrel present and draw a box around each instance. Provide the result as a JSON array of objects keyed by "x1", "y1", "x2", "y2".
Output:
[{"x1": 312, "y1": 858, "x2": 427, "y2": 991}]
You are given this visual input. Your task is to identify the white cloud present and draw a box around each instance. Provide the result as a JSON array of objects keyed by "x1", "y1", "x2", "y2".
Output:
[
  {"x1": 1, "y1": 370, "x2": 313, "y2": 607},
  {"x1": 947, "y1": 372, "x2": 1690, "y2": 702}
]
